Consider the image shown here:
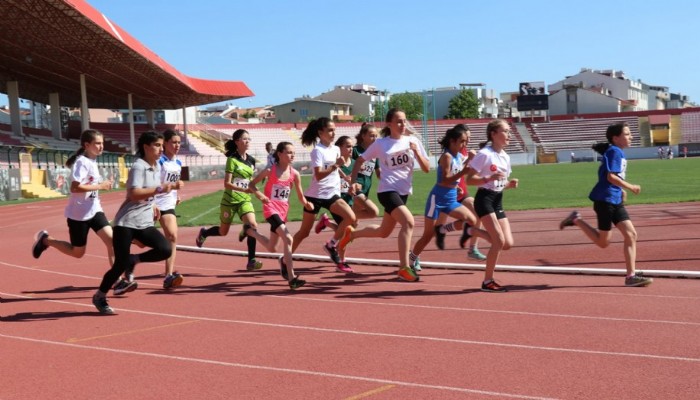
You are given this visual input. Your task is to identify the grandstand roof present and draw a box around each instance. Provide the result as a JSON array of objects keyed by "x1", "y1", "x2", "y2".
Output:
[{"x1": 0, "y1": 0, "x2": 253, "y2": 110}]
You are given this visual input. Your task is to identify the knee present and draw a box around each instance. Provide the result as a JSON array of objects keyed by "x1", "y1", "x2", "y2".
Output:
[
  {"x1": 166, "y1": 233, "x2": 177, "y2": 243},
  {"x1": 74, "y1": 247, "x2": 86, "y2": 258}
]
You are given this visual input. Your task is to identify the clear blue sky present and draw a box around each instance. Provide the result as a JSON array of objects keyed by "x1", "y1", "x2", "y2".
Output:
[{"x1": 5, "y1": 0, "x2": 700, "y2": 109}]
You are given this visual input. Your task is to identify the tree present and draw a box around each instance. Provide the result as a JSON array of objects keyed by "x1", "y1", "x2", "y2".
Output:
[
  {"x1": 387, "y1": 92, "x2": 423, "y2": 120},
  {"x1": 446, "y1": 89, "x2": 479, "y2": 119}
]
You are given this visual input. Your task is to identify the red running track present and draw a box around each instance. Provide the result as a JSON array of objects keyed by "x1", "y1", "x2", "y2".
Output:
[{"x1": 1, "y1": 181, "x2": 698, "y2": 399}]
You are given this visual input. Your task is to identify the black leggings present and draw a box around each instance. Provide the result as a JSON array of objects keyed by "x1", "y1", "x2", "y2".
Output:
[{"x1": 98, "y1": 226, "x2": 171, "y2": 293}]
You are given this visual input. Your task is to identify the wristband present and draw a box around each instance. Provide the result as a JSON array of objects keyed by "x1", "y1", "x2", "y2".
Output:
[{"x1": 156, "y1": 186, "x2": 164, "y2": 194}]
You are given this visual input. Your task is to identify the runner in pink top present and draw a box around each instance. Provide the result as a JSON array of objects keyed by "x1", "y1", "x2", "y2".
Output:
[{"x1": 249, "y1": 141, "x2": 313, "y2": 289}]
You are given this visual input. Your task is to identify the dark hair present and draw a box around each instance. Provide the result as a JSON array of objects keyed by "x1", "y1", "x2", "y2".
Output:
[
  {"x1": 439, "y1": 124, "x2": 469, "y2": 151},
  {"x1": 480, "y1": 119, "x2": 507, "y2": 148},
  {"x1": 355, "y1": 123, "x2": 377, "y2": 145},
  {"x1": 136, "y1": 130, "x2": 164, "y2": 159},
  {"x1": 592, "y1": 122, "x2": 629, "y2": 155},
  {"x1": 162, "y1": 128, "x2": 179, "y2": 142},
  {"x1": 66, "y1": 129, "x2": 103, "y2": 168},
  {"x1": 273, "y1": 141, "x2": 293, "y2": 164},
  {"x1": 301, "y1": 117, "x2": 332, "y2": 147},
  {"x1": 334, "y1": 135, "x2": 352, "y2": 148},
  {"x1": 224, "y1": 129, "x2": 249, "y2": 157},
  {"x1": 265, "y1": 142, "x2": 273, "y2": 150},
  {"x1": 380, "y1": 108, "x2": 404, "y2": 137}
]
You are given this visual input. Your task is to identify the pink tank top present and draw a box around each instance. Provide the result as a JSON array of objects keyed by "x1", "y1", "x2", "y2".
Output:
[{"x1": 263, "y1": 164, "x2": 299, "y2": 221}]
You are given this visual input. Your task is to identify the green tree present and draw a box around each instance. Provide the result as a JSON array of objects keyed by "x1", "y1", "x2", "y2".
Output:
[
  {"x1": 387, "y1": 92, "x2": 423, "y2": 120},
  {"x1": 446, "y1": 89, "x2": 479, "y2": 119}
]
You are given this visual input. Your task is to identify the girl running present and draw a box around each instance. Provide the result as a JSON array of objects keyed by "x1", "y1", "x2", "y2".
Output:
[
  {"x1": 409, "y1": 125, "x2": 492, "y2": 272},
  {"x1": 466, "y1": 119, "x2": 518, "y2": 292},
  {"x1": 92, "y1": 131, "x2": 179, "y2": 314},
  {"x1": 559, "y1": 122, "x2": 652, "y2": 287},
  {"x1": 433, "y1": 124, "x2": 486, "y2": 260},
  {"x1": 195, "y1": 129, "x2": 270, "y2": 271},
  {"x1": 339, "y1": 108, "x2": 430, "y2": 282},
  {"x1": 32, "y1": 129, "x2": 114, "y2": 266},
  {"x1": 249, "y1": 141, "x2": 313, "y2": 289},
  {"x1": 292, "y1": 117, "x2": 356, "y2": 272},
  {"x1": 155, "y1": 129, "x2": 185, "y2": 289},
  {"x1": 314, "y1": 124, "x2": 380, "y2": 233}
]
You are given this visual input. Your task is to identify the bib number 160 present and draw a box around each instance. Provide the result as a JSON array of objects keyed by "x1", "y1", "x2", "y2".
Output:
[{"x1": 389, "y1": 153, "x2": 410, "y2": 167}]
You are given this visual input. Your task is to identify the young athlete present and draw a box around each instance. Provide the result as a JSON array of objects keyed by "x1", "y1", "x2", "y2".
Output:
[
  {"x1": 409, "y1": 125, "x2": 492, "y2": 272},
  {"x1": 92, "y1": 131, "x2": 179, "y2": 314},
  {"x1": 292, "y1": 117, "x2": 356, "y2": 272},
  {"x1": 432, "y1": 124, "x2": 486, "y2": 260},
  {"x1": 195, "y1": 129, "x2": 270, "y2": 270},
  {"x1": 155, "y1": 129, "x2": 185, "y2": 289},
  {"x1": 248, "y1": 141, "x2": 313, "y2": 289},
  {"x1": 349, "y1": 123, "x2": 380, "y2": 220},
  {"x1": 313, "y1": 135, "x2": 356, "y2": 271},
  {"x1": 32, "y1": 129, "x2": 114, "y2": 267},
  {"x1": 339, "y1": 108, "x2": 430, "y2": 282},
  {"x1": 466, "y1": 119, "x2": 518, "y2": 292},
  {"x1": 560, "y1": 122, "x2": 653, "y2": 287}
]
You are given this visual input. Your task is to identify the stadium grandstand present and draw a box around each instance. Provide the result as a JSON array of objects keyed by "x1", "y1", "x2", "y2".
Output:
[{"x1": 3, "y1": 0, "x2": 700, "y2": 200}]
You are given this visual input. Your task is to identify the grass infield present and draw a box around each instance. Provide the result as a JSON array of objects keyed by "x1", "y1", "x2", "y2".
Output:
[{"x1": 174, "y1": 157, "x2": 700, "y2": 227}]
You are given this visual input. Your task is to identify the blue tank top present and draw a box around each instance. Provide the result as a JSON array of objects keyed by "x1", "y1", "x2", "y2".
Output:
[{"x1": 436, "y1": 151, "x2": 463, "y2": 187}]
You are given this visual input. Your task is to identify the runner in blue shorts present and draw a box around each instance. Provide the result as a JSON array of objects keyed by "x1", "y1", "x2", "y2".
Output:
[{"x1": 409, "y1": 125, "x2": 492, "y2": 272}]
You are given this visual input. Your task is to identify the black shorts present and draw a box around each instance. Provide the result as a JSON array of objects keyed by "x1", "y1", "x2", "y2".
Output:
[
  {"x1": 67, "y1": 212, "x2": 110, "y2": 247},
  {"x1": 377, "y1": 191, "x2": 409, "y2": 214},
  {"x1": 266, "y1": 214, "x2": 285, "y2": 232},
  {"x1": 474, "y1": 188, "x2": 507, "y2": 219},
  {"x1": 159, "y1": 209, "x2": 176, "y2": 217},
  {"x1": 304, "y1": 195, "x2": 341, "y2": 215},
  {"x1": 593, "y1": 201, "x2": 630, "y2": 231}
]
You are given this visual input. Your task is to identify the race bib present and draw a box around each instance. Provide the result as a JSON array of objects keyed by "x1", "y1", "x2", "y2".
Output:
[
  {"x1": 164, "y1": 171, "x2": 181, "y2": 183},
  {"x1": 359, "y1": 160, "x2": 376, "y2": 176},
  {"x1": 340, "y1": 179, "x2": 350, "y2": 193},
  {"x1": 270, "y1": 183, "x2": 290, "y2": 201},
  {"x1": 386, "y1": 149, "x2": 412, "y2": 171},
  {"x1": 233, "y1": 177, "x2": 250, "y2": 190}
]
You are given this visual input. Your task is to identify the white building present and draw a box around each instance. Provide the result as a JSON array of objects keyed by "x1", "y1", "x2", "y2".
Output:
[{"x1": 547, "y1": 68, "x2": 694, "y2": 116}]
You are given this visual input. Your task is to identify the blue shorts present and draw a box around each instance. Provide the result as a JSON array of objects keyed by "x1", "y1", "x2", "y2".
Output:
[{"x1": 424, "y1": 185, "x2": 462, "y2": 220}]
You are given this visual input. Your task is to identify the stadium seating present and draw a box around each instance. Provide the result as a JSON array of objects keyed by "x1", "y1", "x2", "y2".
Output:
[{"x1": 527, "y1": 116, "x2": 641, "y2": 152}]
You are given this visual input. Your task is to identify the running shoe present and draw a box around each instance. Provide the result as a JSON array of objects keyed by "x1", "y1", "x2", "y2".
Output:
[
  {"x1": 481, "y1": 280, "x2": 507, "y2": 292},
  {"x1": 411, "y1": 256, "x2": 422, "y2": 272},
  {"x1": 323, "y1": 242, "x2": 341, "y2": 264},
  {"x1": 239, "y1": 223, "x2": 251, "y2": 242},
  {"x1": 163, "y1": 272, "x2": 184, "y2": 289},
  {"x1": 459, "y1": 224, "x2": 472, "y2": 249},
  {"x1": 336, "y1": 225, "x2": 354, "y2": 254},
  {"x1": 434, "y1": 225, "x2": 446, "y2": 250},
  {"x1": 92, "y1": 294, "x2": 115, "y2": 315},
  {"x1": 279, "y1": 255, "x2": 289, "y2": 280},
  {"x1": 559, "y1": 211, "x2": 580, "y2": 230},
  {"x1": 335, "y1": 262, "x2": 353, "y2": 273},
  {"x1": 468, "y1": 248, "x2": 487, "y2": 261},
  {"x1": 32, "y1": 230, "x2": 49, "y2": 259},
  {"x1": 397, "y1": 266, "x2": 419, "y2": 282},
  {"x1": 288, "y1": 276, "x2": 306, "y2": 290},
  {"x1": 113, "y1": 279, "x2": 138, "y2": 295},
  {"x1": 195, "y1": 227, "x2": 207, "y2": 248},
  {"x1": 314, "y1": 213, "x2": 330, "y2": 234},
  {"x1": 625, "y1": 273, "x2": 653, "y2": 287},
  {"x1": 246, "y1": 258, "x2": 263, "y2": 271}
]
